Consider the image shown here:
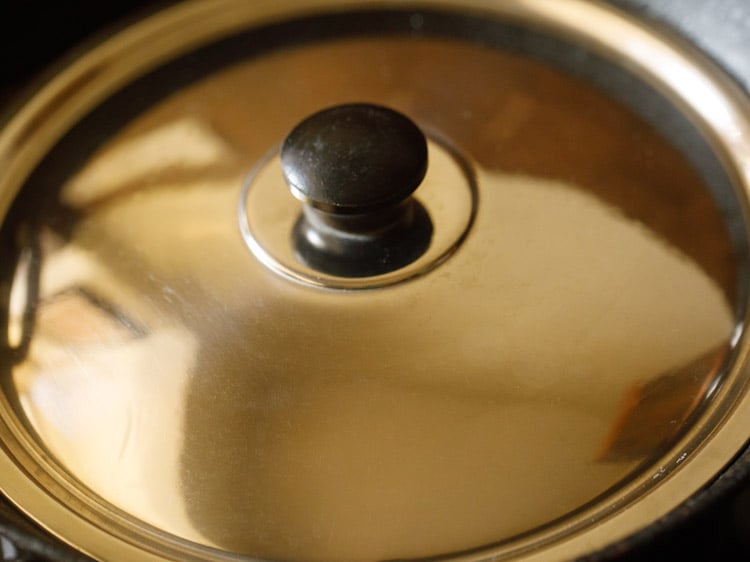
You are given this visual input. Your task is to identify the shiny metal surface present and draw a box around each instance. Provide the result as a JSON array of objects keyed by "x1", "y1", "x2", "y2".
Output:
[
  {"x1": 0, "y1": 1, "x2": 748, "y2": 562},
  {"x1": 241, "y1": 137, "x2": 475, "y2": 289}
]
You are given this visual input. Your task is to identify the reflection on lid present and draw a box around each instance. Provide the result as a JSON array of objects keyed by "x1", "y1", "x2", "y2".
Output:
[
  {"x1": 5, "y1": 36, "x2": 740, "y2": 561},
  {"x1": 63, "y1": 117, "x2": 236, "y2": 208},
  {"x1": 597, "y1": 346, "x2": 728, "y2": 462},
  {"x1": 11, "y1": 161, "x2": 735, "y2": 560}
]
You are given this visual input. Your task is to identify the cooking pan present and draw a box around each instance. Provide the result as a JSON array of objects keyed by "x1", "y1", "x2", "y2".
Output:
[{"x1": 0, "y1": 1, "x2": 749, "y2": 560}]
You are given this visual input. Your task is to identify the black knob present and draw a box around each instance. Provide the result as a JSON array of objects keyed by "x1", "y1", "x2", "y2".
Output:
[
  {"x1": 281, "y1": 104, "x2": 428, "y2": 214},
  {"x1": 280, "y1": 104, "x2": 433, "y2": 278}
]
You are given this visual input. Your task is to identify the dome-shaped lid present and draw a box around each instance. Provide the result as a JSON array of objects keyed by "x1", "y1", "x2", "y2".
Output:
[{"x1": 0, "y1": 1, "x2": 749, "y2": 561}]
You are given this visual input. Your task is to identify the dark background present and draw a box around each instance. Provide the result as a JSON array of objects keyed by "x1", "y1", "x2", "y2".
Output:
[{"x1": 0, "y1": 1, "x2": 748, "y2": 561}]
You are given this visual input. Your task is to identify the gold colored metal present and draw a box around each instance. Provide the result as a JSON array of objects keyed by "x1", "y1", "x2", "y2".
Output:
[
  {"x1": 0, "y1": 1, "x2": 748, "y2": 562},
  {"x1": 240, "y1": 137, "x2": 476, "y2": 289}
]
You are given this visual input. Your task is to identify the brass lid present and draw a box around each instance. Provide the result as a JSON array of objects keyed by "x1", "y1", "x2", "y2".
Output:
[{"x1": 0, "y1": 1, "x2": 749, "y2": 561}]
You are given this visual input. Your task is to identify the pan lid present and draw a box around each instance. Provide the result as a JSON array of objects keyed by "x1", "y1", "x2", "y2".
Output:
[{"x1": 0, "y1": 1, "x2": 749, "y2": 561}]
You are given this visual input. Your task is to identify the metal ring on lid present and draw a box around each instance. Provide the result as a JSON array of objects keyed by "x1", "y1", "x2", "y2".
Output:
[{"x1": 239, "y1": 130, "x2": 476, "y2": 290}]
